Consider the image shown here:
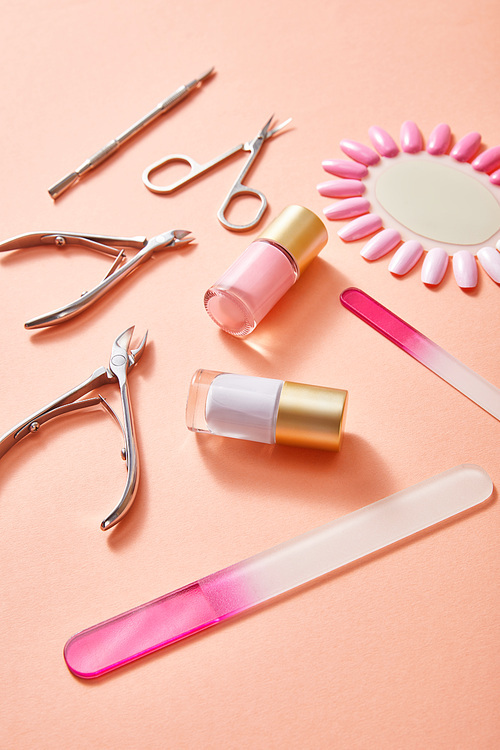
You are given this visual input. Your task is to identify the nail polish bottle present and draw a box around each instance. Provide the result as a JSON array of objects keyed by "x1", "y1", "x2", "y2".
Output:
[
  {"x1": 204, "y1": 205, "x2": 328, "y2": 336},
  {"x1": 186, "y1": 369, "x2": 348, "y2": 451}
]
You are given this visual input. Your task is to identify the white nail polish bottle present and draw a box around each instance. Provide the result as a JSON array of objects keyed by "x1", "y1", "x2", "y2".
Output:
[{"x1": 186, "y1": 370, "x2": 348, "y2": 451}]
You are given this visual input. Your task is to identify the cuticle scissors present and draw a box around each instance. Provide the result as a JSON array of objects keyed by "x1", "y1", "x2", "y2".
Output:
[{"x1": 142, "y1": 115, "x2": 292, "y2": 232}]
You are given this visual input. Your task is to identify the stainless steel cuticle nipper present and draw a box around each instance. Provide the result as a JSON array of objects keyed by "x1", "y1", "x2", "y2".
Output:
[
  {"x1": 0, "y1": 230, "x2": 194, "y2": 329},
  {"x1": 0, "y1": 327, "x2": 147, "y2": 531}
]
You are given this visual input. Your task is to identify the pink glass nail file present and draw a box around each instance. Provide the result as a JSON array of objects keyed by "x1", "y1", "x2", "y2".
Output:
[
  {"x1": 340, "y1": 288, "x2": 500, "y2": 422},
  {"x1": 64, "y1": 464, "x2": 492, "y2": 678}
]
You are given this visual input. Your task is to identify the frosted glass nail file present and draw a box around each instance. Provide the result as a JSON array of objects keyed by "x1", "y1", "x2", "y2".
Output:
[
  {"x1": 340, "y1": 288, "x2": 500, "y2": 422},
  {"x1": 64, "y1": 464, "x2": 492, "y2": 679}
]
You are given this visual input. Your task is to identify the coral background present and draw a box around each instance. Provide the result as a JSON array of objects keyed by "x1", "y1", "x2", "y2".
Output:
[{"x1": 1, "y1": 1, "x2": 498, "y2": 747}]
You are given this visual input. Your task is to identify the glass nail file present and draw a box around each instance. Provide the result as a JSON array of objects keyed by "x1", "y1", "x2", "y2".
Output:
[
  {"x1": 340, "y1": 287, "x2": 500, "y2": 422},
  {"x1": 64, "y1": 464, "x2": 492, "y2": 679}
]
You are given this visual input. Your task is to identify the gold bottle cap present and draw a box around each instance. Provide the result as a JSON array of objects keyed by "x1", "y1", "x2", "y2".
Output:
[
  {"x1": 275, "y1": 381, "x2": 348, "y2": 451},
  {"x1": 259, "y1": 205, "x2": 328, "y2": 274}
]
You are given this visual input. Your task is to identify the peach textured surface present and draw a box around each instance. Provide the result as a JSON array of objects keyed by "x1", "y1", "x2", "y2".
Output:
[{"x1": 1, "y1": 1, "x2": 499, "y2": 748}]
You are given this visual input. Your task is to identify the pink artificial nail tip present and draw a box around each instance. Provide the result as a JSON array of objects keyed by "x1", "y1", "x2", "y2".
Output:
[
  {"x1": 368, "y1": 126, "x2": 399, "y2": 157},
  {"x1": 400, "y1": 121, "x2": 423, "y2": 153},
  {"x1": 339, "y1": 139, "x2": 380, "y2": 166},
  {"x1": 323, "y1": 197, "x2": 370, "y2": 220},
  {"x1": 421, "y1": 247, "x2": 448, "y2": 285},
  {"x1": 317, "y1": 179, "x2": 365, "y2": 198},
  {"x1": 472, "y1": 146, "x2": 500, "y2": 173},
  {"x1": 360, "y1": 228, "x2": 401, "y2": 260},
  {"x1": 321, "y1": 159, "x2": 368, "y2": 179},
  {"x1": 450, "y1": 132, "x2": 481, "y2": 162},
  {"x1": 337, "y1": 214, "x2": 383, "y2": 241},
  {"x1": 489, "y1": 170, "x2": 500, "y2": 185},
  {"x1": 426, "y1": 123, "x2": 451, "y2": 155},
  {"x1": 453, "y1": 251, "x2": 478, "y2": 289},
  {"x1": 388, "y1": 240, "x2": 424, "y2": 275},
  {"x1": 477, "y1": 247, "x2": 500, "y2": 283}
]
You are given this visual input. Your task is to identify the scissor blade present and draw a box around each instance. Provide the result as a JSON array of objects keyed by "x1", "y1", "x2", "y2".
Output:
[
  {"x1": 259, "y1": 115, "x2": 275, "y2": 139},
  {"x1": 267, "y1": 117, "x2": 292, "y2": 138}
]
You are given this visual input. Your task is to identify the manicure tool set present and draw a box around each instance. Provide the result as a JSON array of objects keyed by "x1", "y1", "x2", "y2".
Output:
[{"x1": 1, "y1": 68, "x2": 498, "y2": 679}]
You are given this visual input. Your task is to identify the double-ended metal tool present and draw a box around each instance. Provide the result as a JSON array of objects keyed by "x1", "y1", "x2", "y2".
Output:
[
  {"x1": 0, "y1": 229, "x2": 194, "y2": 328},
  {"x1": 0, "y1": 327, "x2": 147, "y2": 531},
  {"x1": 48, "y1": 68, "x2": 214, "y2": 199}
]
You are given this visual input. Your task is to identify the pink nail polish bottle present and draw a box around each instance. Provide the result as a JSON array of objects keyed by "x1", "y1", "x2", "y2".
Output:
[{"x1": 204, "y1": 205, "x2": 328, "y2": 336}]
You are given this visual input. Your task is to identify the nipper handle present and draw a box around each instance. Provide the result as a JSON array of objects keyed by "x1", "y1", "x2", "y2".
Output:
[{"x1": 100, "y1": 375, "x2": 139, "y2": 531}]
